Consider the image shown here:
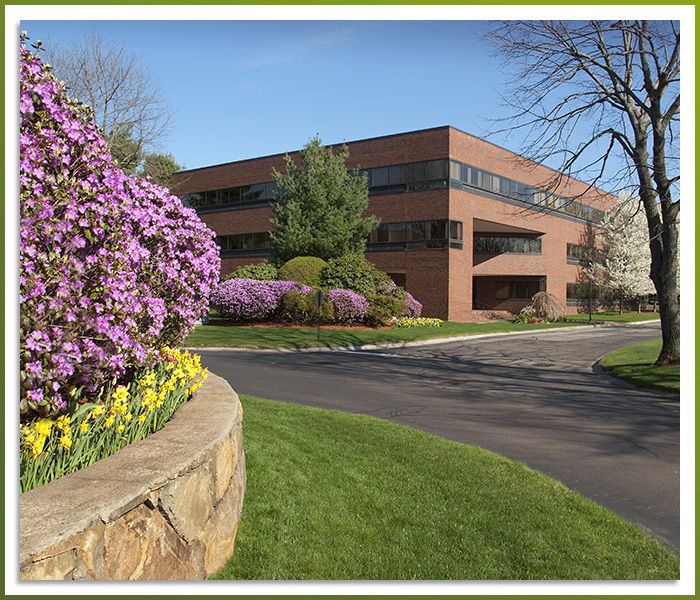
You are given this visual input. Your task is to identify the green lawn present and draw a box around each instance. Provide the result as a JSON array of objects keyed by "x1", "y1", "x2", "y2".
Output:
[
  {"x1": 215, "y1": 395, "x2": 679, "y2": 580},
  {"x1": 600, "y1": 339, "x2": 680, "y2": 392},
  {"x1": 565, "y1": 310, "x2": 660, "y2": 323},
  {"x1": 186, "y1": 320, "x2": 588, "y2": 349}
]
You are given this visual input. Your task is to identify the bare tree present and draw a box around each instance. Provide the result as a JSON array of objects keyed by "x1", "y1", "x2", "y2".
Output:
[
  {"x1": 489, "y1": 21, "x2": 680, "y2": 365},
  {"x1": 45, "y1": 30, "x2": 172, "y2": 172}
]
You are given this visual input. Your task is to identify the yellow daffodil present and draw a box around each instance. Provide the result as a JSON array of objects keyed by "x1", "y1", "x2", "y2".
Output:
[
  {"x1": 34, "y1": 418, "x2": 53, "y2": 437},
  {"x1": 111, "y1": 385, "x2": 129, "y2": 403},
  {"x1": 79, "y1": 421, "x2": 88, "y2": 434},
  {"x1": 59, "y1": 435, "x2": 72, "y2": 449},
  {"x1": 91, "y1": 405, "x2": 106, "y2": 418}
]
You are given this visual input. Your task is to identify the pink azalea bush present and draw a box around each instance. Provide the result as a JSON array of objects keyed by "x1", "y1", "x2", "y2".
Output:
[
  {"x1": 401, "y1": 291, "x2": 423, "y2": 318},
  {"x1": 20, "y1": 38, "x2": 220, "y2": 418},
  {"x1": 326, "y1": 288, "x2": 369, "y2": 323},
  {"x1": 211, "y1": 279, "x2": 312, "y2": 322}
]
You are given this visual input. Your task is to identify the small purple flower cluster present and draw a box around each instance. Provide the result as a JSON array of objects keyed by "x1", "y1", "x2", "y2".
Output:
[
  {"x1": 402, "y1": 292, "x2": 423, "y2": 318},
  {"x1": 326, "y1": 288, "x2": 369, "y2": 323},
  {"x1": 19, "y1": 40, "x2": 220, "y2": 418},
  {"x1": 211, "y1": 279, "x2": 312, "y2": 322}
]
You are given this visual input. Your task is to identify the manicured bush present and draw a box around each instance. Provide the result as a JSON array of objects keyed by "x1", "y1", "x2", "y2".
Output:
[
  {"x1": 223, "y1": 262, "x2": 278, "y2": 282},
  {"x1": 280, "y1": 290, "x2": 334, "y2": 324},
  {"x1": 326, "y1": 288, "x2": 369, "y2": 324},
  {"x1": 321, "y1": 254, "x2": 393, "y2": 297},
  {"x1": 278, "y1": 256, "x2": 327, "y2": 287},
  {"x1": 19, "y1": 39, "x2": 219, "y2": 419},
  {"x1": 210, "y1": 279, "x2": 311, "y2": 322},
  {"x1": 365, "y1": 294, "x2": 405, "y2": 327}
]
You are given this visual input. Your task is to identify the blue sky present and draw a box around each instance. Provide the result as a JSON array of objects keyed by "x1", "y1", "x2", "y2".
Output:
[{"x1": 23, "y1": 20, "x2": 520, "y2": 170}]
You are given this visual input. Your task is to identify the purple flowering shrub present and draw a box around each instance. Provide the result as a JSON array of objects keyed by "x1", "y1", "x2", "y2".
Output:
[
  {"x1": 211, "y1": 279, "x2": 311, "y2": 322},
  {"x1": 20, "y1": 39, "x2": 220, "y2": 418},
  {"x1": 326, "y1": 288, "x2": 369, "y2": 324},
  {"x1": 402, "y1": 292, "x2": 423, "y2": 318}
]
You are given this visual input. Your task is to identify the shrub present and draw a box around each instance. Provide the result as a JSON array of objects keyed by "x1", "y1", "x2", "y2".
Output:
[
  {"x1": 365, "y1": 294, "x2": 404, "y2": 327},
  {"x1": 278, "y1": 256, "x2": 327, "y2": 287},
  {"x1": 280, "y1": 290, "x2": 334, "y2": 324},
  {"x1": 326, "y1": 288, "x2": 369, "y2": 324},
  {"x1": 401, "y1": 292, "x2": 423, "y2": 318},
  {"x1": 210, "y1": 279, "x2": 311, "y2": 322},
  {"x1": 223, "y1": 262, "x2": 278, "y2": 282},
  {"x1": 321, "y1": 254, "x2": 393, "y2": 297},
  {"x1": 20, "y1": 348, "x2": 208, "y2": 492},
  {"x1": 19, "y1": 39, "x2": 219, "y2": 419},
  {"x1": 391, "y1": 317, "x2": 443, "y2": 328},
  {"x1": 527, "y1": 292, "x2": 565, "y2": 322}
]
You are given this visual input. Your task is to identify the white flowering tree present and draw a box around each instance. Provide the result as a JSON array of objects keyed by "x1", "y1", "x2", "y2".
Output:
[{"x1": 601, "y1": 195, "x2": 656, "y2": 313}]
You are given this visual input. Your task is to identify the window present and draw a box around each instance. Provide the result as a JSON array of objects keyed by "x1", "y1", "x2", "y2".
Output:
[
  {"x1": 474, "y1": 236, "x2": 542, "y2": 254},
  {"x1": 387, "y1": 223, "x2": 406, "y2": 243},
  {"x1": 371, "y1": 167, "x2": 389, "y2": 187},
  {"x1": 514, "y1": 281, "x2": 540, "y2": 299},
  {"x1": 389, "y1": 165, "x2": 406, "y2": 186},
  {"x1": 426, "y1": 159, "x2": 448, "y2": 181},
  {"x1": 367, "y1": 219, "x2": 462, "y2": 251},
  {"x1": 495, "y1": 282, "x2": 511, "y2": 300},
  {"x1": 449, "y1": 221, "x2": 463, "y2": 242},
  {"x1": 216, "y1": 232, "x2": 271, "y2": 255}
]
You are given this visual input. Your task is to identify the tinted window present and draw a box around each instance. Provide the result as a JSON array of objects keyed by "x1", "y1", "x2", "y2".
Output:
[
  {"x1": 426, "y1": 160, "x2": 447, "y2": 180},
  {"x1": 371, "y1": 167, "x2": 389, "y2": 187}
]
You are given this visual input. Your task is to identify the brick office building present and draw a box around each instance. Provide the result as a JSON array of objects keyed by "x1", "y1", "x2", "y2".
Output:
[{"x1": 172, "y1": 126, "x2": 614, "y2": 321}]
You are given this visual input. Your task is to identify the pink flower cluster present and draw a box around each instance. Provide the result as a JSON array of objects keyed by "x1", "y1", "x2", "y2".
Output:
[
  {"x1": 19, "y1": 39, "x2": 220, "y2": 418},
  {"x1": 211, "y1": 279, "x2": 312, "y2": 322},
  {"x1": 326, "y1": 288, "x2": 369, "y2": 323},
  {"x1": 401, "y1": 292, "x2": 423, "y2": 318}
]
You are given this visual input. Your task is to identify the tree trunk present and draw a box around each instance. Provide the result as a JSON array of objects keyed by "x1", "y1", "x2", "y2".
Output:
[
  {"x1": 656, "y1": 284, "x2": 680, "y2": 365},
  {"x1": 651, "y1": 218, "x2": 680, "y2": 366}
]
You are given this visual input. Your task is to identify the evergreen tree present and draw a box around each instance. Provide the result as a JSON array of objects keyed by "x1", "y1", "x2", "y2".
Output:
[{"x1": 270, "y1": 137, "x2": 379, "y2": 263}]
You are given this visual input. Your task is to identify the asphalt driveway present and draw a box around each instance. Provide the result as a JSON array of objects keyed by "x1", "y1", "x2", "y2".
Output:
[{"x1": 198, "y1": 323, "x2": 680, "y2": 551}]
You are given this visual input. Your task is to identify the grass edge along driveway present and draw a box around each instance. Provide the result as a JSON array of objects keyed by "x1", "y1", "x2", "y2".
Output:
[
  {"x1": 186, "y1": 320, "x2": 590, "y2": 349},
  {"x1": 215, "y1": 395, "x2": 679, "y2": 581},
  {"x1": 600, "y1": 338, "x2": 680, "y2": 392}
]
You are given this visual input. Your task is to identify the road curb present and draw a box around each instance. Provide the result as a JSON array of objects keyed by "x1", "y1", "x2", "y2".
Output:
[{"x1": 186, "y1": 319, "x2": 660, "y2": 354}]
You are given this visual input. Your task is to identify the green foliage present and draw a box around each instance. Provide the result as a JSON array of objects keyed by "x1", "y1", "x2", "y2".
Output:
[
  {"x1": 270, "y1": 136, "x2": 379, "y2": 262},
  {"x1": 138, "y1": 152, "x2": 184, "y2": 189},
  {"x1": 365, "y1": 294, "x2": 404, "y2": 327},
  {"x1": 223, "y1": 262, "x2": 278, "y2": 282},
  {"x1": 280, "y1": 290, "x2": 333, "y2": 324},
  {"x1": 278, "y1": 256, "x2": 327, "y2": 287},
  {"x1": 108, "y1": 125, "x2": 143, "y2": 174},
  {"x1": 321, "y1": 253, "x2": 393, "y2": 297}
]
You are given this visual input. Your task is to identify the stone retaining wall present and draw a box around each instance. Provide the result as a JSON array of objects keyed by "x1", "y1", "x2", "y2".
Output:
[{"x1": 19, "y1": 373, "x2": 245, "y2": 580}]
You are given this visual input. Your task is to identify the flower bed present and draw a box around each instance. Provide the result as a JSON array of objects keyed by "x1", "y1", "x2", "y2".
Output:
[
  {"x1": 391, "y1": 317, "x2": 444, "y2": 328},
  {"x1": 20, "y1": 348, "x2": 208, "y2": 493}
]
